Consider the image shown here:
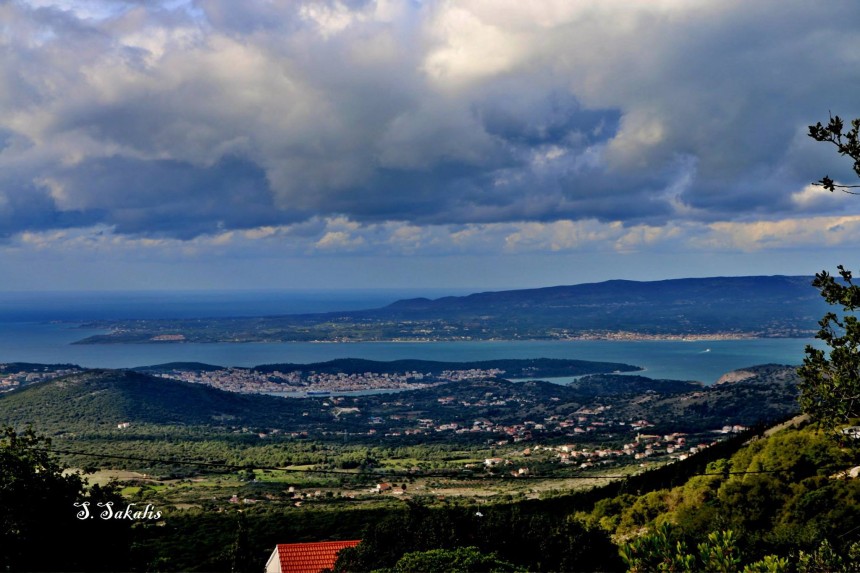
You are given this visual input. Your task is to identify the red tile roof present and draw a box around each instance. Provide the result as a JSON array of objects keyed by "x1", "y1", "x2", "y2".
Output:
[{"x1": 275, "y1": 540, "x2": 361, "y2": 573}]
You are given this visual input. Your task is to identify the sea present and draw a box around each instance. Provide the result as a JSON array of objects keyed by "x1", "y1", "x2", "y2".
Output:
[{"x1": 0, "y1": 290, "x2": 823, "y2": 385}]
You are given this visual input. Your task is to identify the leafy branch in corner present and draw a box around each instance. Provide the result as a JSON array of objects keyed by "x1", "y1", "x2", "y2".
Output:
[
  {"x1": 798, "y1": 266, "x2": 860, "y2": 430},
  {"x1": 799, "y1": 113, "x2": 860, "y2": 432},
  {"x1": 808, "y1": 114, "x2": 860, "y2": 193}
]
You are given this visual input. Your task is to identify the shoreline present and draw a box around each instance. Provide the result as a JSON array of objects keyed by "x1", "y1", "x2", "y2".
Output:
[{"x1": 70, "y1": 331, "x2": 807, "y2": 345}]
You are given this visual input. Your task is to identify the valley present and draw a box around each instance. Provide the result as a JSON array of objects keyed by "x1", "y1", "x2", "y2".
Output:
[
  {"x1": 0, "y1": 281, "x2": 852, "y2": 572},
  {"x1": 0, "y1": 358, "x2": 801, "y2": 512}
]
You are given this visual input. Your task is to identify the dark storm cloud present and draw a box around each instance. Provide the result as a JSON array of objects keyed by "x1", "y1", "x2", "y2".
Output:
[
  {"x1": 51, "y1": 155, "x2": 285, "y2": 238},
  {"x1": 0, "y1": 180, "x2": 93, "y2": 238},
  {"x1": 2, "y1": 0, "x2": 860, "y2": 241}
]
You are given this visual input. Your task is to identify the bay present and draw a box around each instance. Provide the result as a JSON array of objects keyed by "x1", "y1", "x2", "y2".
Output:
[
  {"x1": 0, "y1": 290, "x2": 823, "y2": 384},
  {"x1": 0, "y1": 322, "x2": 818, "y2": 384}
]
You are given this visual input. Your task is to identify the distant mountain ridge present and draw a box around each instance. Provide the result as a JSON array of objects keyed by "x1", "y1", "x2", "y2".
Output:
[
  {"x1": 381, "y1": 275, "x2": 815, "y2": 313},
  {"x1": 75, "y1": 275, "x2": 825, "y2": 343},
  {"x1": 363, "y1": 275, "x2": 824, "y2": 334}
]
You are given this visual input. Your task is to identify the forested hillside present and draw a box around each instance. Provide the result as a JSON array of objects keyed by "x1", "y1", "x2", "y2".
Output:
[
  {"x1": 0, "y1": 365, "x2": 799, "y2": 440},
  {"x1": 0, "y1": 369, "x2": 318, "y2": 431},
  {"x1": 2, "y1": 363, "x2": 855, "y2": 571},
  {"x1": 330, "y1": 421, "x2": 860, "y2": 572}
]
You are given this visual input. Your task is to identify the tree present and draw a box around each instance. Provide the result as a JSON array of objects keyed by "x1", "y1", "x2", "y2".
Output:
[
  {"x1": 619, "y1": 525, "x2": 742, "y2": 573},
  {"x1": 808, "y1": 115, "x2": 860, "y2": 193},
  {"x1": 797, "y1": 265, "x2": 860, "y2": 429},
  {"x1": 380, "y1": 546, "x2": 525, "y2": 573},
  {"x1": 798, "y1": 116, "x2": 860, "y2": 430},
  {"x1": 229, "y1": 511, "x2": 254, "y2": 573},
  {"x1": 0, "y1": 426, "x2": 131, "y2": 571}
]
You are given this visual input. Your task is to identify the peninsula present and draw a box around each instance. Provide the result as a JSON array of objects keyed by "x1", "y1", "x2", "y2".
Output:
[{"x1": 73, "y1": 276, "x2": 824, "y2": 344}]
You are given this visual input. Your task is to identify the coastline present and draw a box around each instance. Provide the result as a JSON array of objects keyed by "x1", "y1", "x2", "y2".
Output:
[
  {"x1": 71, "y1": 330, "x2": 805, "y2": 345},
  {"x1": 0, "y1": 324, "x2": 815, "y2": 384}
]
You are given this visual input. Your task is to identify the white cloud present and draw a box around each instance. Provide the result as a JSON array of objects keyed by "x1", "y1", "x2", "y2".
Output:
[
  {"x1": 315, "y1": 231, "x2": 365, "y2": 251},
  {"x1": 5, "y1": 212, "x2": 860, "y2": 276},
  {"x1": 790, "y1": 184, "x2": 849, "y2": 210},
  {"x1": 701, "y1": 216, "x2": 860, "y2": 251},
  {"x1": 422, "y1": 4, "x2": 529, "y2": 87}
]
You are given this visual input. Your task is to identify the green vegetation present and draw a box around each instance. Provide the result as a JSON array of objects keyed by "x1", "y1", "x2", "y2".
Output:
[
  {"x1": 0, "y1": 365, "x2": 796, "y2": 443},
  {"x1": 324, "y1": 421, "x2": 859, "y2": 573},
  {"x1": 798, "y1": 266, "x2": 860, "y2": 431},
  {"x1": 3, "y1": 251, "x2": 856, "y2": 572},
  {"x1": 2, "y1": 373, "x2": 857, "y2": 571},
  {"x1": 332, "y1": 499, "x2": 622, "y2": 573},
  {"x1": 0, "y1": 369, "x2": 321, "y2": 433},
  {"x1": 611, "y1": 364, "x2": 801, "y2": 433},
  {"x1": 374, "y1": 546, "x2": 525, "y2": 573},
  {"x1": 0, "y1": 363, "x2": 804, "y2": 507},
  {"x1": 807, "y1": 115, "x2": 860, "y2": 193},
  {"x1": 796, "y1": 116, "x2": 860, "y2": 433},
  {"x1": 620, "y1": 527, "x2": 745, "y2": 572},
  {"x1": 620, "y1": 526, "x2": 860, "y2": 572},
  {"x1": 579, "y1": 424, "x2": 855, "y2": 539},
  {"x1": 249, "y1": 357, "x2": 642, "y2": 377},
  {"x1": 556, "y1": 115, "x2": 855, "y2": 572},
  {"x1": 0, "y1": 427, "x2": 130, "y2": 571}
]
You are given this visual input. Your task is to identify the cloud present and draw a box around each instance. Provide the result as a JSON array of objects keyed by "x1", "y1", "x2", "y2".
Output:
[
  {"x1": 700, "y1": 216, "x2": 860, "y2": 251},
  {"x1": 13, "y1": 214, "x2": 855, "y2": 264},
  {"x1": 2, "y1": 0, "x2": 860, "y2": 245}
]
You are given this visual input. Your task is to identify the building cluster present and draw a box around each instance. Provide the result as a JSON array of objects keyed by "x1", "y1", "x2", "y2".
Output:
[
  {"x1": 548, "y1": 329, "x2": 757, "y2": 341},
  {"x1": 549, "y1": 431, "x2": 700, "y2": 467},
  {"x1": 473, "y1": 432, "x2": 722, "y2": 476},
  {"x1": 368, "y1": 393, "x2": 741, "y2": 468},
  {"x1": 396, "y1": 415, "x2": 615, "y2": 442},
  {"x1": 153, "y1": 367, "x2": 504, "y2": 394},
  {"x1": 0, "y1": 365, "x2": 80, "y2": 392}
]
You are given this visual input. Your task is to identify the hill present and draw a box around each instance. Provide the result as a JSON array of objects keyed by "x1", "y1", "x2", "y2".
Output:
[
  {"x1": 73, "y1": 275, "x2": 825, "y2": 343},
  {"x1": 384, "y1": 275, "x2": 814, "y2": 313},
  {"x1": 332, "y1": 420, "x2": 860, "y2": 573},
  {"x1": 373, "y1": 275, "x2": 822, "y2": 335},
  {"x1": 0, "y1": 369, "x2": 320, "y2": 433},
  {"x1": 609, "y1": 363, "x2": 801, "y2": 431},
  {"x1": 0, "y1": 363, "x2": 801, "y2": 440},
  {"x1": 250, "y1": 357, "x2": 641, "y2": 377}
]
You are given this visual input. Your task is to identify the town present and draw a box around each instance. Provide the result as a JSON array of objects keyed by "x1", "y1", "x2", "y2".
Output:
[
  {"x1": 0, "y1": 364, "x2": 82, "y2": 392},
  {"x1": 146, "y1": 365, "x2": 506, "y2": 394}
]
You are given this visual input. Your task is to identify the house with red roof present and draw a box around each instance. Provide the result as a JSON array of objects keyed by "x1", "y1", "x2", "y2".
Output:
[
  {"x1": 375, "y1": 482, "x2": 392, "y2": 493},
  {"x1": 265, "y1": 540, "x2": 361, "y2": 573}
]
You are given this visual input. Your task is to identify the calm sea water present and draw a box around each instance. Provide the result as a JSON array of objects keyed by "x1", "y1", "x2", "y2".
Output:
[{"x1": 0, "y1": 290, "x2": 823, "y2": 384}]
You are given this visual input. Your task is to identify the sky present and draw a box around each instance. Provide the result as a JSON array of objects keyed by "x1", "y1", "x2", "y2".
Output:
[{"x1": 3, "y1": 0, "x2": 860, "y2": 291}]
